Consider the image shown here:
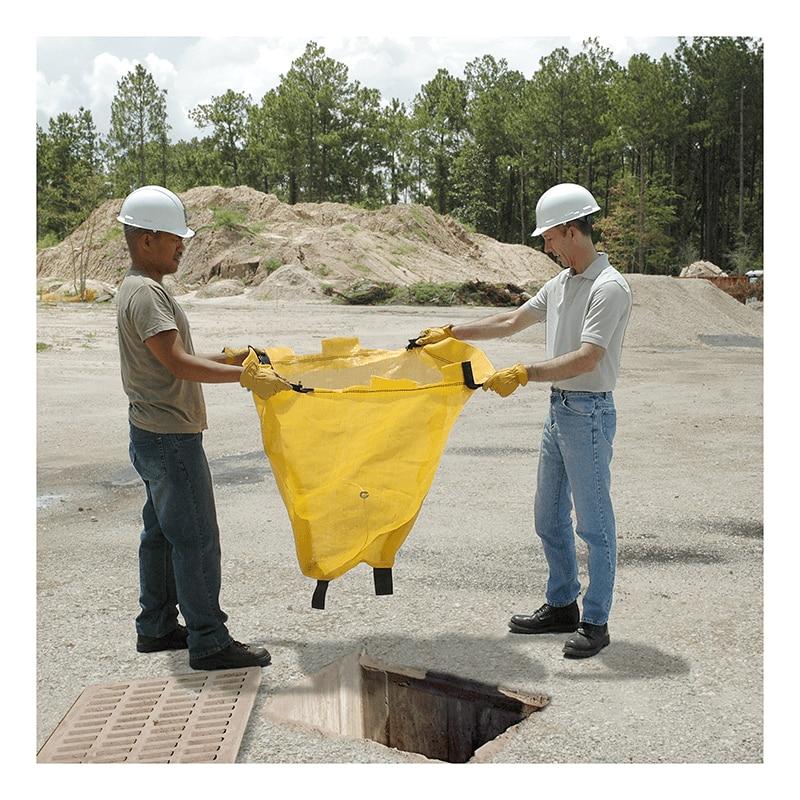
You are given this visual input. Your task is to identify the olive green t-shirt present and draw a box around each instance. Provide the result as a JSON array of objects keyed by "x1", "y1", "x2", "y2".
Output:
[{"x1": 116, "y1": 269, "x2": 207, "y2": 433}]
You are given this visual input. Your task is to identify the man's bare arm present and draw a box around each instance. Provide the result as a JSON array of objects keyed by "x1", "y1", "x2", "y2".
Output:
[
  {"x1": 525, "y1": 342, "x2": 606, "y2": 383},
  {"x1": 145, "y1": 330, "x2": 243, "y2": 383},
  {"x1": 452, "y1": 304, "x2": 540, "y2": 340}
]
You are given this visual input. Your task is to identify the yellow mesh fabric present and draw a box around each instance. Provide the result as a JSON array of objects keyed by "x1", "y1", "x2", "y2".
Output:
[{"x1": 244, "y1": 337, "x2": 494, "y2": 583}]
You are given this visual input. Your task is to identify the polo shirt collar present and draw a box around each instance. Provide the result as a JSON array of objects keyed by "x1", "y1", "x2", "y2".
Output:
[{"x1": 570, "y1": 252, "x2": 609, "y2": 280}]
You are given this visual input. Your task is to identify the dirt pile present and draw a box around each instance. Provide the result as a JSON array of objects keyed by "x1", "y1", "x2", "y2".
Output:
[
  {"x1": 624, "y1": 274, "x2": 761, "y2": 348},
  {"x1": 36, "y1": 185, "x2": 561, "y2": 292}
]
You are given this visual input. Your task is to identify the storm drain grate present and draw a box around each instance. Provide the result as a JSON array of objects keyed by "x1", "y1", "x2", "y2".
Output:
[
  {"x1": 263, "y1": 651, "x2": 549, "y2": 763},
  {"x1": 38, "y1": 668, "x2": 262, "y2": 763}
]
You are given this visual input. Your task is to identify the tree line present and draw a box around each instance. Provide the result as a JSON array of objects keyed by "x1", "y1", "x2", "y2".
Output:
[{"x1": 37, "y1": 37, "x2": 763, "y2": 274}]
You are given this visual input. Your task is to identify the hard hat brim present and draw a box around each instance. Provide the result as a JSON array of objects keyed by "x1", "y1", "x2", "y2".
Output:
[{"x1": 116, "y1": 216, "x2": 195, "y2": 239}]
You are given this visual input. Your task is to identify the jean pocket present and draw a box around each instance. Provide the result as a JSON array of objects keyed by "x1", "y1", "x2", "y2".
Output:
[
  {"x1": 130, "y1": 436, "x2": 166, "y2": 482},
  {"x1": 561, "y1": 394, "x2": 595, "y2": 417},
  {"x1": 600, "y1": 408, "x2": 617, "y2": 444}
]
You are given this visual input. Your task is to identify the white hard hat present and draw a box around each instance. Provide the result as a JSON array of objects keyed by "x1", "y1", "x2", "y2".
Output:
[
  {"x1": 531, "y1": 183, "x2": 600, "y2": 237},
  {"x1": 117, "y1": 185, "x2": 195, "y2": 238}
]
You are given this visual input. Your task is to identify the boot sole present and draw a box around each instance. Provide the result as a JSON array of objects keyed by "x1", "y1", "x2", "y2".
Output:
[
  {"x1": 508, "y1": 622, "x2": 579, "y2": 635},
  {"x1": 563, "y1": 638, "x2": 610, "y2": 658},
  {"x1": 189, "y1": 654, "x2": 272, "y2": 671},
  {"x1": 136, "y1": 643, "x2": 189, "y2": 653}
]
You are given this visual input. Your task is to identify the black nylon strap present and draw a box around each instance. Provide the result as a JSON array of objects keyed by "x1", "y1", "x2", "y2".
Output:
[
  {"x1": 373, "y1": 568, "x2": 393, "y2": 596},
  {"x1": 311, "y1": 580, "x2": 329, "y2": 610},
  {"x1": 461, "y1": 361, "x2": 482, "y2": 389}
]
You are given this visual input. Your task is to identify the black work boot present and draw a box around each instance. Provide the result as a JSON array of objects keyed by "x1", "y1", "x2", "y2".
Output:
[
  {"x1": 563, "y1": 622, "x2": 610, "y2": 658},
  {"x1": 137, "y1": 624, "x2": 189, "y2": 653},
  {"x1": 189, "y1": 640, "x2": 271, "y2": 671},
  {"x1": 508, "y1": 601, "x2": 580, "y2": 634}
]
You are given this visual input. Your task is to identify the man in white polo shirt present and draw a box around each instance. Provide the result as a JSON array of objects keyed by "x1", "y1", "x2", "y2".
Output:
[{"x1": 411, "y1": 183, "x2": 631, "y2": 658}]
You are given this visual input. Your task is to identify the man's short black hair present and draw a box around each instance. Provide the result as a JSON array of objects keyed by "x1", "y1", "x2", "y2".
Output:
[
  {"x1": 123, "y1": 224, "x2": 159, "y2": 253},
  {"x1": 566, "y1": 215, "x2": 593, "y2": 237}
]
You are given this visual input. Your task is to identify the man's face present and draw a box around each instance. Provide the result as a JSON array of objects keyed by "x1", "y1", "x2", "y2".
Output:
[
  {"x1": 541, "y1": 225, "x2": 574, "y2": 268},
  {"x1": 147, "y1": 231, "x2": 185, "y2": 273}
]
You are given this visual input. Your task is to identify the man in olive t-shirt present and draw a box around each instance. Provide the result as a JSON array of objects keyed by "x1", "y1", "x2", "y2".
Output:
[{"x1": 115, "y1": 185, "x2": 291, "y2": 671}]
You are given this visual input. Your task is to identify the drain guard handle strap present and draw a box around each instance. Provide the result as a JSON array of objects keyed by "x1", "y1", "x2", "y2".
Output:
[
  {"x1": 373, "y1": 568, "x2": 393, "y2": 596},
  {"x1": 461, "y1": 361, "x2": 483, "y2": 389},
  {"x1": 312, "y1": 580, "x2": 329, "y2": 610}
]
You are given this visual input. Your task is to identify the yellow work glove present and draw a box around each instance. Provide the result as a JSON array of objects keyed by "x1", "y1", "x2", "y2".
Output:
[
  {"x1": 412, "y1": 324, "x2": 454, "y2": 348},
  {"x1": 239, "y1": 359, "x2": 292, "y2": 400},
  {"x1": 482, "y1": 363, "x2": 529, "y2": 398},
  {"x1": 223, "y1": 346, "x2": 265, "y2": 365}
]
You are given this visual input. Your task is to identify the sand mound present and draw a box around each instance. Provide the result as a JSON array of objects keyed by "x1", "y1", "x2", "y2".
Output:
[
  {"x1": 194, "y1": 278, "x2": 246, "y2": 298},
  {"x1": 624, "y1": 274, "x2": 761, "y2": 348},
  {"x1": 36, "y1": 186, "x2": 561, "y2": 292},
  {"x1": 248, "y1": 264, "x2": 327, "y2": 302}
]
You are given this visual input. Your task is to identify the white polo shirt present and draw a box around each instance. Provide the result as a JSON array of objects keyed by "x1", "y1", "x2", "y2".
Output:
[{"x1": 519, "y1": 252, "x2": 632, "y2": 392}]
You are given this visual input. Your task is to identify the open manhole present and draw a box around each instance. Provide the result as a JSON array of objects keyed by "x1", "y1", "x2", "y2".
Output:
[{"x1": 263, "y1": 651, "x2": 548, "y2": 763}]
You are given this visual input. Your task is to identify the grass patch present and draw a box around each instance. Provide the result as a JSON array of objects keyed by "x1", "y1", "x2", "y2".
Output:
[
  {"x1": 210, "y1": 205, "x2": 262, "y2": 236},
  {"x1": 408, "y1": 206, "x2": 430, "y2": 241},
  {"x1": 391, "y1": 243, "x2": 418, "y2": 256},
  {"x1": 330, "y1": 279, "x2": 532, "y2": 307},
  {"x1": 102, "y1": 226, "x2": 123, "y2": 244},
  {"x1": 315, "y1": 263, "x2": 332, "y2": 277},
  {"x1": 352, "y1": 262, "x2": 370, "y2": 273},
  {"x1": 36, "y1": 342, "x2": 51, "y2": 352},
  {"x1": 342, "y1": 223, "x2": 358, "y2": 233},
  {"x1": 37, "y1": 232, "x2": 60, "y2": 251},
  {"x1": 262, "y1": 257, "x2": 282, "y2": 275},
  {"x1": 398, "y1": 282, "x2": 461, "y2": 305}
]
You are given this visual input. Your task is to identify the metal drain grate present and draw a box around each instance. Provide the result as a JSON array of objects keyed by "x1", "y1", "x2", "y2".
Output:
[{"x1": 38, "y1": 668, "x2": 262, "y2": 763}]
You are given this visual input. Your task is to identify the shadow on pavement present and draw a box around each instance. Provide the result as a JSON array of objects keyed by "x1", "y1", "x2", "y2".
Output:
[
  {"x1": 263, "y1": 633, "x2": 550, "y2": 688},
  {"x1": 554, "y1": 639, "x2": 690, "y2": 681}
]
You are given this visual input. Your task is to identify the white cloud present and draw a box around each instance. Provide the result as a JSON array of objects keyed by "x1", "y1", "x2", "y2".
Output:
[{"x1": 36, "y1": 70, "x2": 77, "y2": 126}]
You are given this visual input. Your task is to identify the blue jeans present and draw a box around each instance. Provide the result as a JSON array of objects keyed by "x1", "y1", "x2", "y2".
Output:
[
  {"x1": 129, "y1": 423, "x2": 232, "y2": 658},
  {"x1": 534, "y1": 390, "x2": 617, "y2": 626}
]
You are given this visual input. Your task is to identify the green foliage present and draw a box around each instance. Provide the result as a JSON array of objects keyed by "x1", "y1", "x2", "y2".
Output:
[
  {"x1": 37, "y1": 232, "x2": 60, "y2": 251},
  {"x1": 108, "y1": 64, "x2": 170, "y2": 192},
  {"x1": 332, "y1": 279, "x2": 530, "y2": 306},
  {"x1": 726, "y1": 231, "x2": 762, "y2": 275},
  {"x1": 102, "y1": 225, "x2": 123, "y2": 244},
  {"x1": 209, "y1": 206, "x2": 262, "y2": 237},
  {"x1": 403, "y1": 282, "x2": 461, "y2": 305},
  {"x1": 391, "y1": 243, "x2": 418, "y2": 256},
  {"x1": 37, "y1": 108, "x2": 107, "y2": 240},
  {"x1": 36, "y1": 342, "x2": 51, "y2": 352},
  {"x1": 189, "y1": 90, "x2": 252, "y2": 184},
  {"x1": 262, "y1": 257, "x2": 282, "y2": 275},
  {"x1": 595, "y1": 174, "x2": 678, "y2": 274}
]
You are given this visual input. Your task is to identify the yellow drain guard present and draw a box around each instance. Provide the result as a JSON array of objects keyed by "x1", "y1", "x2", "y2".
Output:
[{"x1": 245, "y1": 337, "x2": 494, "y2": 608}]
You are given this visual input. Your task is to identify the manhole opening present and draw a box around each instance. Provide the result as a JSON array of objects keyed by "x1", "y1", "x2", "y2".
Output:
[{"x1": 263, "y1": 651, "x2": 548, "y2": 763}]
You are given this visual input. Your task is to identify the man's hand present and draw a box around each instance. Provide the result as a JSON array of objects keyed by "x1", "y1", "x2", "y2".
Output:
[
  {"x1": 223, "y1": 346, "x2": 265, "y2": 365},
  {"x1": 239, "y1": 359, "x2": 292, "y2": 400},
  {"x1": 482, "y1": 363, "x2": 529, "y2": 398},
  {"x1": 410, "y1": 324, "x2": 454, "y2": 348}
]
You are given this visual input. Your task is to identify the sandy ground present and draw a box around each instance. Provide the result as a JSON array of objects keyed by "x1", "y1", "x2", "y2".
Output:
[{"x1": 36, "y1": 294, "x2": 763, "y2": 763}]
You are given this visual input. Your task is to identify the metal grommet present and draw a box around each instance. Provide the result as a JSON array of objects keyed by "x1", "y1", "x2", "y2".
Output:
[{"x1": 360, "y1": 491, "x2": 369, "y2": 499}]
